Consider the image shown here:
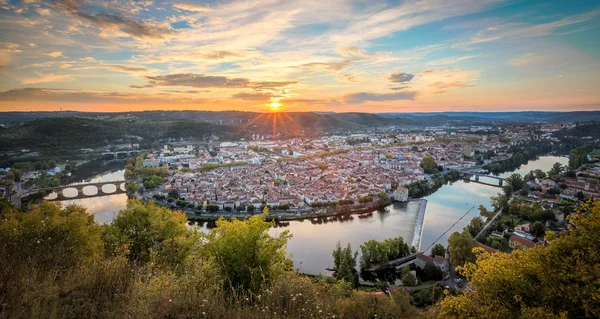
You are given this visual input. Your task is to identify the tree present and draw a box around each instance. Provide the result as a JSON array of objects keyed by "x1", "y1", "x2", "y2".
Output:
[
  {"x1": 247, "y1": 204, "x2": 256, "y2": 213},
  {"x1": 5, "y1": 170, "x2": 15, "y2": 181},
  {"x1": 478, "y1": 205, "x2": 494, "y2": 219},
  {"x1": 531, "y1": 221, "x2": 545, "y2": 237},
  {"x1": 401, "y1": 266, "x2": 417, "y2": 287},
  {"x1": 201, "y1": 214, "x2": 292, "y2": 293},
  {"x1": 547, "y1": 162, "x2": 565, "y2": 177},
  {"x1": 0, "y1": 201, "x2": 102, "y2": 274},
  {"x1": 420, "y1": 155, "x2": 438, "y2": 174},
  {"x1": 318, "y1": 162, "x2": 328, "y2": 171},
  {"x1": 168, "y1": 189, "x2": 179, "y2": 199},
  {"x1": 467, "y1": 217, "x2": 484, "y2": 237},
  {"x1": 440, "y1": 199, "x2": 600, "y2": 319},
  {"x1": 377, "y1": 191, "x2": 391, "y2": 207},
  {"x1": 102, "y1": 200, "x2": 196, "y2": 269},
  {"x1": 431, "y1": 244, "x2": 446, "y2": 257},
  {"x1": 491, "y1": 194, "x2": 509, "y2": 214},
  {"x1": 502, "y1": 184, "x2": 514, "y2": 197},
  {"x1": 506, "y1": 173, "x2": 524, "y2": 190},
  {"x1": 422, "y1": 261, "x2": 443, "y2": 281},
  {"x1": 533, "y1": 169, "x2": 547, "y2": 179},
  {"x1": 332, "y1": 242, "x2": 358, "y2": 287},
  {"x1": 569, "y1": 147, "x2": 588, "y2": 169},
  {"x1": 359, "y1": 237, "x2": 412, "y2": 270},
  {"x1": 448, "y1": 230, "x2": 478, "y2": 267},
  {"x1": 9, "y1": 169, "x2": 22, "y2": 182}
]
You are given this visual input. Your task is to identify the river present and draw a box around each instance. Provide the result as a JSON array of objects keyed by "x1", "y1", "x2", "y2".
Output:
[{"x1": 57, "y1": 156, "x2": 569, "y2": 275}]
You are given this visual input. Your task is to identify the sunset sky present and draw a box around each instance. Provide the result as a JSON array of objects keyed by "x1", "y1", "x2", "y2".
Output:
[{"x1": 0, "y1": 0, "x2": 599, "y2": 113}]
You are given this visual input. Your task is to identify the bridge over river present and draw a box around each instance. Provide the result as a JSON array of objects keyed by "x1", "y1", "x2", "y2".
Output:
[
  {"x1": 460, "y1": 173, "x2": 506, "y2": 188},
  {"x1": 21, "y1": 180, "x2": 127, "y2": 202}
]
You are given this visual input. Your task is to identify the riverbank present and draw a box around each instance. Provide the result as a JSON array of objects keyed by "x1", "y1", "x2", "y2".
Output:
[{"x1": 185, "y1": 201, "x2": 387, "y2": 223}]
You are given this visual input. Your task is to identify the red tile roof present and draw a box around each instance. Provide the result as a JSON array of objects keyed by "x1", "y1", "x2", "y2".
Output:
[
  {"x1": 510, "y1": 235, "x2": 536, "y2": 249},
  {"x1": 477, "y1": 243, "x2": 498, "y2": 254}
]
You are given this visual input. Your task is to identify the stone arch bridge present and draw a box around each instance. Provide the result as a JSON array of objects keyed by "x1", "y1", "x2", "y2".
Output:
[{"x1": 27, "y1": 180, "x2": 127, "y2": 201}]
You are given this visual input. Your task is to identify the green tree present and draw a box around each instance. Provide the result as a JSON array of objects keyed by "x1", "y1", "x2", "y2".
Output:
[
  {"x1": 247, "y1": 204, "x2": 256, "y2": 213},
  {"x1": 491, "y1": 194, "x2": 510, "y2": 214},
  {"x1": 359, "y1": 237, "x2": 412, "y2": 270},
  {"x1": 332, "y1": 242, "x2": 358, "y2": 287},
  {"x1": 5, "y1": 170, "x2": 15, "y2": 181},
  {"x1": 479, "y1": 205, "x2": 494, "y2": 219},
  {"x1": 420, "y1": 155, "x2": 438, "y2": 174},
  {"x1": 533, "y1": 169, "x2": 547, "y2": 179},
  {"x1": 569, "y1": 147, "x2": 588, "y2": 169},
  {"x1": 506, "y1": 173, "x2": 524, "y2": 190},
  {"x1": 448, "y1": 230, "x2": 478, "y2": 267},
  {"x1": 377, "y1": 191, "x2": 391, "y2": 207},
  {"x1": 531, "y1": 221, "x2": 545, "y2": 237},
  {"x1": 102, "y1": 200, "x2": 197, "y2": 269},
  {"x1": 468, "y1": 217, "x2": 484, "y2": 237},
  {"x1": 431, "y1": 243, "x2": 446, "y2": 257},
  {"x1": 0, "y1": 202, "x2": 102, "y2": 274},
  {"x1": 548, "y1": 162, "x2": 565, "y2": 177},
  {"x1": 401, "y1": 266, "x2": 417, "y2": 287},
  {"x1": 201, "y1": 214, "x2": 292, "y2": 293},
  {"x1": 422, "y1": 261, "x2": 443, "y2": 281}
]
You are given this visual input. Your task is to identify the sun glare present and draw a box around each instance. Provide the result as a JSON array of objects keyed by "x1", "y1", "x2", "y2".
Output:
[{"x1": 268, "y1": 101, "x2": 282, "y2": 112}]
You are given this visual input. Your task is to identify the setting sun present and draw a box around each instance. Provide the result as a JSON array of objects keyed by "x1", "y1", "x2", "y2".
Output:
[{"x1": 268, "y1": 101, "x2": 282, "y2": 112}]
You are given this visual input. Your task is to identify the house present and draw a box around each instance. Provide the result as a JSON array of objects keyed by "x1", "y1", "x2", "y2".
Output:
[
  {"x1": 390, "y1": 186, "x2": 409, "y2": 202},
  {"x1": 415, "y1": 252, "x2": 433, "y2": 270},
  {"x1": 477, "y1": 243, "x2": 498, "y2": 254},
  {"x1": 515, "y1": 223, "x2": 531, "y2": 233},
  {"x1": 433, "y1": 256, "x2": 450, "y2": 273},
  {"x1": 509, "y1": 235, "x2": 536, "y2": 251}
]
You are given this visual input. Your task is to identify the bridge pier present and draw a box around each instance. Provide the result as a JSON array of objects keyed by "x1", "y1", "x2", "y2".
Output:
[
  {"x1": 475, "y1": 175, "x2": 479, "y2": 182},
  {"x1": 499, "y1": 179, "x2": 503, "y2": 186}
]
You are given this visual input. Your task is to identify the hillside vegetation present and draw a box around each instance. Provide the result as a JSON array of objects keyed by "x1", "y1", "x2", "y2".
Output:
[{"x1": 0, "y1": 199, "x2": 598, "y2": 318}]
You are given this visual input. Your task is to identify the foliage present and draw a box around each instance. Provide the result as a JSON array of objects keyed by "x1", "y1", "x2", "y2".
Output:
[
  {"x1": 467, "y1": 217, "x2": 484, "y2": 237},
  {"x1": 530, "y1": 221, "x2": 545, "y2": 237},
  {"x1": 420, "y1": 155, "x2": 438, "y2": 174},
  {"x1": 377, "y1": 191, "x2": 392, "y2": 207},
  {"x1": 200, "y1": 214, "x2": 293, "y2": 294},
  {"x1": 569, "y1": 146, "x2": 588, "y2": 169},
  {"x1": 142, "y1": 175, "x2": 167, "y2": 189},
  {"x1": 548, "y1": 162, "x2": 565, "y2": 178},
  {"x1": 196, "y1": 161, "x2": 248, "y2": 171},
  {"x1": 401, "y1": 266, "x2": 417, "y2": 287},
  {"x1": 411, "y1": 284, "x2": 445, "y2": 307},
  {"x1": 102, "y1": 200, "x2": 197, "y2": 270},
  {"x1": 422, "y1": 261, "x2": 444, "y2": 281},
  {"x1": 332, "y1": 242, "x2": 358, "y2": 287},
  {"x1": 0, "y1": 198, "x2": 426, "y2": 318},
  {"x1": 447, "y1": 230, "x2": 478, "y2": 267},
  {"x1": 359, "y1": 237, "x2": 413, "y2": 270},
  {"x1": 431, "y1": 244, "x2": 446, "y2": 257},
  {"x1": 440, "y1": 199, "x2": 600, "y2": 319}
]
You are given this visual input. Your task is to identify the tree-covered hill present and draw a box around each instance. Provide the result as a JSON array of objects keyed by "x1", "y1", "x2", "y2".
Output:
[{"x1": 1, "y1": 198, "x2": 599, "y2": 318}]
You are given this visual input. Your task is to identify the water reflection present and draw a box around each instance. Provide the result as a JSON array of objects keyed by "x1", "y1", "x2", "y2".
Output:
[{"x1": 53, "y1": 156, "x2": 569, "y2": 273}]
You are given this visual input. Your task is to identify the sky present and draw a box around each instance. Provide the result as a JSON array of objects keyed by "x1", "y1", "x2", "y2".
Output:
[{"x1": 0, "y1": 0, "x2": 599, "y2": 113}]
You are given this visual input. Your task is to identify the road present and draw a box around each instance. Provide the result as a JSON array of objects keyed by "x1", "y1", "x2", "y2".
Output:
[{"x1": 475, "y1": 209, "x2": 502, "y2": 239}]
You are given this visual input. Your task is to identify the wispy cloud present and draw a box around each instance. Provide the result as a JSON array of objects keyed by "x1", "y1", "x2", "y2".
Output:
[
  {"x1": 44, "y1": 51, "x2": 64, "y2": 58},
  {"x1": 388, "y1": 72, "x2": 415, "y2": 83},
  {"x1": 507, "y1": 52, "x2": 552, "y2": 67},
  {"x1": 134, "y1": 73, "x2": 297, "y2": 90},
  {"x1": 343, "y1": 91, "x2": 417, "y2": 104}
]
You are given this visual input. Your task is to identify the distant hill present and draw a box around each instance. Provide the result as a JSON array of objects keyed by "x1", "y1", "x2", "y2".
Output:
[
  {"x1": 378, "y1": 111, "x2": 600, "y2": 124},
  {"x1": 0, "y1": 112, "x2": 417, "y2": 158}
]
